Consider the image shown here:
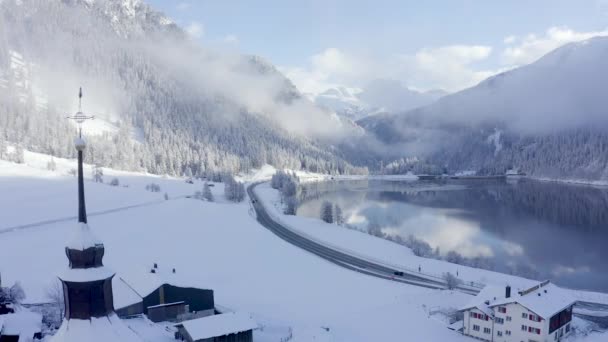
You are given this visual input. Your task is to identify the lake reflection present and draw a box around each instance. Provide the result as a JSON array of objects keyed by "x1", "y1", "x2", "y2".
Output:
[{"x1": 296, "y1": 179, "x2": 608, "y2": 292}]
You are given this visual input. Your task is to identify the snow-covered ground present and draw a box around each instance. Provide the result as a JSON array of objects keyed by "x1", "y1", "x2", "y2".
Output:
[
  {"x1": 0, "y1": 152, "x2": 606, "y2": 341},
  {"x1": 0, "y1": 154, "x2": 470, "y2": 341}
]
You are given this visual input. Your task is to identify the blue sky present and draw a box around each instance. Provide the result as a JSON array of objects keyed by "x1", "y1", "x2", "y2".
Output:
[{"x1": 147, "y1": 0, "x2": 608, "y2": 93}]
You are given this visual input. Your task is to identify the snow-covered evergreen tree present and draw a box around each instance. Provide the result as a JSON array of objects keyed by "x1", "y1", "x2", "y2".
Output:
[
  {"x1": 334, "y1": 204, "x2": 344, "y2": 226},
  {"x1": 320, "y1": 201, "x2": 334, "y2": 224}
]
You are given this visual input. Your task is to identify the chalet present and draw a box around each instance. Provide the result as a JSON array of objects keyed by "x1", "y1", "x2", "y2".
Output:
[
  {"x1": 175, "y1": 312, "x2": 256, "y2": 342},
  {"x1": 460, "y1": 281, "x2": 575, "y2": 342}
]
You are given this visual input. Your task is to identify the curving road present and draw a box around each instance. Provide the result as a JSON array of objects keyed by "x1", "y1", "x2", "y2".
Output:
[{"x1": 247, "y1": 182, "x2": 482, "y2": 295}]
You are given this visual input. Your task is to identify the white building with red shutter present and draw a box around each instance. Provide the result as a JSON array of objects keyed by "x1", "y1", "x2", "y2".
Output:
[{"x1": 460, "y1": 280, "x2": 576, "y2": 342}]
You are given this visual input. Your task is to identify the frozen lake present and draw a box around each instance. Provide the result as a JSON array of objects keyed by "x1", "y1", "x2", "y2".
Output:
[{"x1": 296, "y1": 178, "x2": 608, "y2": 292}]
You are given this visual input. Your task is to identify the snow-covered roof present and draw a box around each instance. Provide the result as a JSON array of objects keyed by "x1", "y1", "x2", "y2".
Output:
[
  {"x1": 176, "y1": 313, "x2": 256, "y2": 340},
  {"x1": 0, "y1": 310, "x2": 42, "y2": 338},
  {"x1": 66, "y1": 223, "x2": 103, "y2": 250},
  {"x1": 58, "y1": 266, "x2": 115, "y2": 282},
  {"x1": 461, "y1": 281, "x2": 576, "y2": 319},
  {"x1": 50, "y1": 313, "x2": 142, "y2": 342},
  {"x1": 490, "y1": 282, "x2": 576, "y2": 319},
  {"x1": 118, "y1": 268, "x2": 201, "y2": 299},
  {"x1": 113, "y1": 277, "x2": 144, "y2": 310}
]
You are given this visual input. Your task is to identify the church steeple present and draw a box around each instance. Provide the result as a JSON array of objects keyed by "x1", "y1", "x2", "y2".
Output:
[
  {"x1": 59, "y1": 88, "x2": 115, "y2": 320},
  {"x1": 51, "y1": 89, "x2": 142, "y2": 342}
]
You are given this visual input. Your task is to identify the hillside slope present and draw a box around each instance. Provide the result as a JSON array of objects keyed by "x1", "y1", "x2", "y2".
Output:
[{"x1": 360, "y1": 37, "x2": 608, "y2": 180}]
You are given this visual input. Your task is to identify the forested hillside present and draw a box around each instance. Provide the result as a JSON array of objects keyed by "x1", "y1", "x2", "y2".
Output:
[{"x1": 0, "y1": 0, "x2": 364, "y2": 176}]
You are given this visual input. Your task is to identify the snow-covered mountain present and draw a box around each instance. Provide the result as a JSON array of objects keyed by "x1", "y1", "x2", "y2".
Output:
[
  {"x1": 360, "y1": 37, "x2": 608, "y2": 181},
  {"x1": 313, "y1": 80, "x2": 446, "y2": 121},
  {"x1": 0, "y1": 0, "x2": 362, "y2": 176}
]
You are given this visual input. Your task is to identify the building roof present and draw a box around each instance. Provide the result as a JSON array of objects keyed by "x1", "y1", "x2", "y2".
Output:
[
  {"x1": 114, "y1": 268, "x2": 210, "y2": 310},
  {"x1": 461, "y1": 281, "x2": 576, "y2": 319},
  {"x1": 147, "y1": 301, "x2": 185, "y2": 310},
  {"x1": 58, "y1": 266, "x2": 115, "y2": 283},
  {"x1": 50, "y1": 313, "x2": 142, "y2": 342},
  {"x1": 66, "y1": 223, "x2": 103, "y2": 250},
  {"x1": 0, "y1": 310, "x2": 42, "y2": 338},
  {"x1": 176, "y1": 313, "x2": 256, "y2": 340}
]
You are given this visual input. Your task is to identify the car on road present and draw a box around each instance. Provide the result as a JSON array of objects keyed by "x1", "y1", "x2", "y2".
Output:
[{"x1": 393, "y1": 271, "x2": 404, "y2": 277}]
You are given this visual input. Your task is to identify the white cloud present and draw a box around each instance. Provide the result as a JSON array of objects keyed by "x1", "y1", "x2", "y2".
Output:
[
  {"x1": 185, "y1": 22, "x2": 204, "y2": 39},
  {"x1": 282, "y1": 45, "x2": 497, "y2": 94},
  {"x1": 283, "y1": 27, "x2": 608, "y2": 95},
  {"x1": 176, "y1": 2, "x2": 190, "y2": 11},
  {"x1": 222, "y1": 34, "x2": 239, "y2": 44},
  {"x1": 402, "y1": 45, "x2": 497, "y2": 91},
  {"x1": 502, "y1": 26, "x2": 608, "y2": 66},
  {"x1": 503, "y1": 35, "x2": 517, "y2": 44}
]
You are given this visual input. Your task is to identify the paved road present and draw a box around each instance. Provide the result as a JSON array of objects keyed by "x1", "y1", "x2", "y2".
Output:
[{"x1": 247, "y1": 182, "x2": 482, "y2": 294}]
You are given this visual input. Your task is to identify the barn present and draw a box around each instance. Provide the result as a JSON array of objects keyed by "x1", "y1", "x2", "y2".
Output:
[{"x1": 114, "y1": 272, "x2": 215, "y2": 322}]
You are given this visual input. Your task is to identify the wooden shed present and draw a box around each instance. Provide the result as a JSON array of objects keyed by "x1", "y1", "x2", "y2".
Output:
[{"x1": 175, "y1": 313, "x2": 256, "y2": 342}]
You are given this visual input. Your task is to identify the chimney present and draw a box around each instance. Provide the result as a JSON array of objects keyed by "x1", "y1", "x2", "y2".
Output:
[{"x1": 505, "y1": 285, "x2": 511, "y2": 298}]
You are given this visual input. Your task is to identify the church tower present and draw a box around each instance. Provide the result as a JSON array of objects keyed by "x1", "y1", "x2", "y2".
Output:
[
  {"x1": 51, "y1": 89, "x2": 141, "y2": 341},
  {"x1": 59, "y1": 87, "x2": 115, "y2": 320}
]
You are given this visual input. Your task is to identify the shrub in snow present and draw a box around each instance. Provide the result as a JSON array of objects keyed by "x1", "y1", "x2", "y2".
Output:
[
  {"x1": 92, "y1": 165, "x2": 104, "y2": 183},
  {"x1": 47, "y1": 157, "x2": 57, "y2": 171},
  {"x1": 224, "y1": 175, "x2": 245, "y2": 202},
  {"x1": 443, "y1": 272, "x2": 462, "y2": 290},
  {"x1": 1, "y1": 281, "x2": 26, "y2": 304},
  {"x1": 145, "y1": 183, "x2": 161, "y2": 192},
  {"x1": 320, "y1": 201, "x2": 334, "y2": 224},
  {"x1": 334, "y1": 204, "x2": 344, "y2": 226},
  {"x1": 110, "y1": 178, "x2": 120, "y2": 186},
  {"x1": 8, "y1": 146, "x2": 25, "y2": 164},
  {"x1": 407, "y1": 235, "x2": 433, "y2": 257},
  {"x1": 272, "y1": 171, "x2": 300, "y2": 215},
  {"x1": 203, "y1": 182, "x2": 214, "y2": 202},
  {"x1": 445, "y1": 251, "x2": 465, "y2": 265},
  {"x1": 46, "y1": 279, "x2": 64, "y2": 321},
  {"x1": 164, "y1": 192, "x2": 169, "y2": 200}
]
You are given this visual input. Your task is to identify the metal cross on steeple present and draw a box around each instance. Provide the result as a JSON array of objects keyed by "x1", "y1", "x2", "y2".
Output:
[
  {"x1": 66, "y1": 87, "x2": 94, "y2": 137},
  {"x1": 66, "y1": 87, "x2": 95, "y2": 224}
]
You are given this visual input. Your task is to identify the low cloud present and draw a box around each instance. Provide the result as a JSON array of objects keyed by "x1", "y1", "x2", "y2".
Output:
[
  {"x1": 282, "y1": 44, "x2": 498, "y2": 95},
  {"x1": 185, "y1": 21, "x2": 204, "y2": 39}
]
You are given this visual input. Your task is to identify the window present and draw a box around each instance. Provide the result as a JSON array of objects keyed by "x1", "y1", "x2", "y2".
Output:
[
  {"x1": 505, "y1": 330, "x2": 511, "y2": 336},
  {"x1": 473, "y1": 325, "x2": 480, "y2": 332},
  {"x1": 565, "y1": 324, "x2": 570, "y2": 333},
  {"x1": 506, "y1": 316, "x2": 512, "y2": 321},
  {"x1": 484, "y1": 328, "x2": 491, "y2": 334},
  {"x1": 497, "y1": 331, "x2": 503, "y2": 337},
  {"x1": 485, "y1": 315, "x2": 489, "y2": 321},
  {"x1": 470, "y1": 312, "x2": 475, "y2": 318},
  {"x1": 530, "y1": 314, "x2": 541, "y2": 322},
  {"x1": 522, "y1": 325, "x2": 528, "y2": 331},
  {"x1": 498, "y1": 306, "x2": 507, "y2": 313},
  {"x1": 495, "y1": 317, "x2": 504, "y2": 324},
  {"x1": 522, "y1": 313, "x2": 528, "y2": 319}
]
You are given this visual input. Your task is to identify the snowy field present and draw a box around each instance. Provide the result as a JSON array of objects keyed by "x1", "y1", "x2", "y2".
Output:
[{"x1": 0, "y1": 152, "x2": 606, "y2": 341}]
